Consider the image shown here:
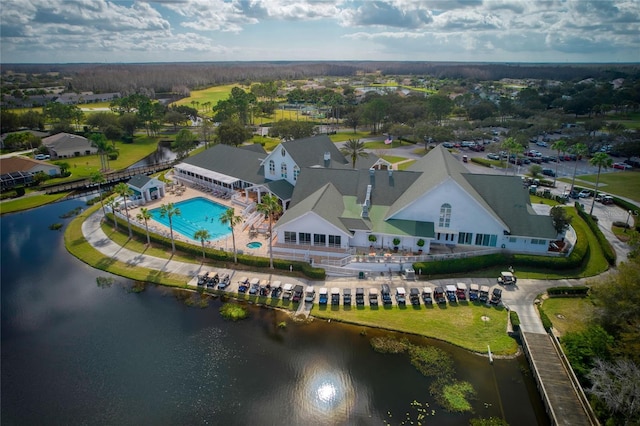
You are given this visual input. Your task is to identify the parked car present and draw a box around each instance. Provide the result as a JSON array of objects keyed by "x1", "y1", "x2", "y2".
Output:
[
  {"x1": 343, "y1": 288, "x2": 352, "y2": 305},
  {"x1": 217, "y1": 273, "x2": 230, "y2": 289},
  {"x1": 395, "y1": 287, "x2": 407, "y2": 305},
  {"x1": 490, "y1": 288, "x2": 503, "y2": 305},
  {"x1": 542, "y1": 168, "x2": 555, "y2": 177},
  {"x1": 434, "y1": 286, "x2": 447, "y2": 304},
  {"x1": 238, "y1": 276, "x2": 250, "y2": 293},
  {"x1": 356, "y1": 287, "x2": 365, "y2": 306},
  {"x1": 282, "y1": 283, "x2": 293, "y2": 300},
  {"x1": 596, "y1": 193, "x2": 614, "y2": 205},
  {"x1": 409, "y1": 287, "x2": 421, "y2": 306},
  {"x1": 331, "y1": 287, "x2": 340, "y2": 305},
  {"x1": 292, "y1": 285, "x2": 304, "y2": 302},
  {"x1": 455, "y1": 283, "x2": 467, "y2": 301},
  {"x1": 487, "y1": 153, "x2": 500, "y2": 160},
  {"x1": 304, "y1": 286, "x2": 316, "y2": 303},
  {"x1": 479, "y1": 286, "x2": 490, "y2": 303},
  {"x1": 578, "y1": 189, "x2": 592, "y2": 198},
  {"x1": 613, "y1": 162, "x2": 632, "y2": 170},
  {"x1": 497, "y1": 271, "x2": 517, "y2": 285},
  {"x1": 369, "y1": 288, "x2": 379, "y2": 306},
  {"x1": 422, "y1": 287, "x2": 433, "y2": 305},
  {"x1": 536, "y1": 141, "x2": 548, "y2": 147},
  {"x1": 249, "y1": 277, "x2": 260, "y2": 295},
  {"x1": 270, "y1": 281, "x2": 282, "y2": 298},
  {"x1": 318, "y1": 287, "x2": 328, "y2": 305},
  {"x1": 445, "y1": 285, "x2": 457, "y2": 303},
  {"x1": 381, "y1": 284, "x2": 392, "y2": 305},
  {"x1": 34, "y1": 154, "x2": 50, "y2": 160},
  {"x1": 469, "y1": 283, "x2": 479, "y2": 301}
]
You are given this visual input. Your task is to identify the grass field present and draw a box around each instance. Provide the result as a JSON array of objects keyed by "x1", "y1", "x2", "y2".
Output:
[
  {"x1": 312, "y1": 302, "x2": 517, "y2": 355},
  {"x1": 540, "y1": 296, "x2": 596, "y2": 336},
  {"x1": 559, "y1": 170, "x2": 640, "y2": 203},
  {"x1": 604, "y1": 111, "x2": 640, "y2": 129},
  {"x1": 0, "y1": 192, "x2": 70, "y2": 215},
  {"x1": 171, "y1": 84, "x2": 238, "y2": 110}
]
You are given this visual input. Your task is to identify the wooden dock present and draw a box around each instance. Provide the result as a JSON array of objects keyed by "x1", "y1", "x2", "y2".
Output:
[{"x1": 521, "y1": 331, "x2": 599, "y2": 426}]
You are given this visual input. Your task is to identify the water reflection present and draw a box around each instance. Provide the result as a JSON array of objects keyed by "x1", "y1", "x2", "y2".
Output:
[{"x1": 298, "y1": 360, "x2": 355, "y2": 424}]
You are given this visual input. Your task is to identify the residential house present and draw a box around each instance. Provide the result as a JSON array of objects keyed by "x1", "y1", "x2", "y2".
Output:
[
  {"x1": 0, "y1": 156, "x2": 60, "y2": 189},
  {"x1": 42, "y1": 133, "x2": 98, "y2": 159}
]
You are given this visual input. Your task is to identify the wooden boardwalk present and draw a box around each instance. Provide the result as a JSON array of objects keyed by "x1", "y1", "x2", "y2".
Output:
[{"x1": 521, "y1": 332, "x2": 598, "y2": 426}]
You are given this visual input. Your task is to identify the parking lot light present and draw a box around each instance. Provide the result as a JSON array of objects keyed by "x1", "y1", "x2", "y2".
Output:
[{"x1": 626, "y1": 210, "x2": 632, "y2": 232}]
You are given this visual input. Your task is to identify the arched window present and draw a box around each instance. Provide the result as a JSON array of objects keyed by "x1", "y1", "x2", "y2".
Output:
[
  {"x1": 439, "y1": 203, "x2": 451, "y2": 228},
  {"x1": 269, "y1": 160, "x2": 275, "y2": 175},
  {"x1": 293, "y1": 165, "x2": 300, "y2": 181},
  {"x1": 281, "y1": 147, "x2": 286, "y2": 157},
  {"x1": 281, "y1": 162, "x2": 288, "y2": 179}
]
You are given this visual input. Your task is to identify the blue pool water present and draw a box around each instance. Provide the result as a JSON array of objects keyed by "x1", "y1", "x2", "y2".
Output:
[
  {"x1": 150, "y1": 197, "x2": 231, "y2": 241},
  {"x1": 246, "y1": 241, "x2": 262, "y2": 249}
]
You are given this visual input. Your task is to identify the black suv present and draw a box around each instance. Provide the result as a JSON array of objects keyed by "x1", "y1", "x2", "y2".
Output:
[{"x1": 355, "y1": 288, "x2": 365, "y2": 306}]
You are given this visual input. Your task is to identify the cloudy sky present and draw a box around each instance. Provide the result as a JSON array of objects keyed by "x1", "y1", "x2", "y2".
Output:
[{"x1": 1, "y1": 0, "x2": 639, "y2": 64}]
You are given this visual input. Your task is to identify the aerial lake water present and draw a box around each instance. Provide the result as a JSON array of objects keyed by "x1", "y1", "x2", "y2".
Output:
[{"x1": 1, "y1": 200, "x2": 548, "y2": 425}]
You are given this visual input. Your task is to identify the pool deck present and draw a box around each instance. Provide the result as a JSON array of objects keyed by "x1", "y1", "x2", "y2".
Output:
[{"x1": 126, "y1": 183, "x2": 271, "y2": 258}]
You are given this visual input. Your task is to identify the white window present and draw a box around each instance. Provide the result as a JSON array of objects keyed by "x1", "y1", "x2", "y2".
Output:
[
  {"x1": 439, "y1": 203, "x2": 451, "y2": 228},
  {"x1": 281, "y1": 163, "x2": 288, "y2": 179},
  {"x1": 281, "y1": 147, "x2": 286, "y2": 157},
  {"x1": 293, "y1": 165, "x2": 300, "y2": 181},
  {"x1": 269, "y1": 160, "x2": 275, "y2": 175}
]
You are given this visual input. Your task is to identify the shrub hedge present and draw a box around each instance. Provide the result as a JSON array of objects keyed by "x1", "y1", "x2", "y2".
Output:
[
  {"x1": 575, "y1": 203, "x2": 616, "y2": 265},
  {"x1": 106, "y1": 213, "x2": 326, "y2": 280},
  {"x1": 538, "y1": 306, "x2": 553, "y2": 331},
  {"x1": 547, "y1": 286, "x2": 590, "y2": 296},
  {"x1": 510, "y1": 310, "x2": 520, "y2": 329}
]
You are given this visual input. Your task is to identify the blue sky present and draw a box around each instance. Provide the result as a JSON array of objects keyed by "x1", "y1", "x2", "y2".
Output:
[{"x1": 1, "y1": 0, "x2": 639, "y2": 64}]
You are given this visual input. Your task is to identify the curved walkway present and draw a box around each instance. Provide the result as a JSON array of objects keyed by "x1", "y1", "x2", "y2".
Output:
[{"x1": 81, "y1": 209, "x2": 597, "y2": 334}]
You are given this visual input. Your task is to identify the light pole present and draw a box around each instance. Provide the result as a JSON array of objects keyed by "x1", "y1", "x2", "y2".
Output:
[{"x1": 625, "y1": 210, "x2": 632, "y2": 232}]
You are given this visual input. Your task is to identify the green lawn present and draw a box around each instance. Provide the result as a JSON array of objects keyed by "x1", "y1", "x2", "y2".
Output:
[
  {"x1": 397, "y1": 160, "x2": 416, "y2": 170},
  {"x1": 363, "y1": 140, "x2": 408, "y2": 150},
  {"x1": 64, "y1": 203, "x2": 190, "y2": 286},
  {"x1": 0, "y1": 192, "x2": 70, "y2": 215},
  {"x1": 312, "y1": 303, "x2": 517, "y2": 355},
  {"x1": 559, "y1": 171, "x2": 640, "y2": 203},
  {"x1": 329, "y1": 131, "x2": 370, "y2": 142},
  {"x1": 45, "y1": 135, "x2": 162, "y2": 183},
  {"x1": 171, "y1": 84, "x2": 237, "y2": 109},
  {"x1": 540, "y1": 297, "x2": 596, "y2": 336},
  {"x1": 380, "y1": 155, "x2": 409, "y2": 164}
]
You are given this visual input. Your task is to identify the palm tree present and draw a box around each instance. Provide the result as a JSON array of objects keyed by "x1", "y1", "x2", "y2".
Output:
[
  {"x1": 551, "y1": 139, "x2": 568, "y2": 187},
  {"x1": 136, "y1": 207, "x2": 152, "y2": 246},
  {"x1": 589, "y1": 152, "x2": 613, "y2": 215},
  {"x1": 568, "y1": 142, "x2": 588, "y2": 195},
  {"x1": 106, "y1": 198, "x2": 119, "y2": 230},
  {"x1": 256, "y1": 194, "x2": 282, "y2": 269},
  {"x1": 340, "y1": 138, "x2": 369, "y2": 169},
  {"x1": 114, "y1": 182, "x2": 134, "y2": 238},
  {"x1": 159, "y1": 202, "x2": 181, "y2": 253},
  {"x1": 219, "y1": 207, "x2": 244, "y2": 263},
  {"x1": 500, "y1": 137, "x2": 523, "y2": 175},
  {"x1": 90, "y1": 171, "x2": 107, "y2": 218},
  {"x1": 193, "y1": 229, "x2": 211, "y2": 260}
]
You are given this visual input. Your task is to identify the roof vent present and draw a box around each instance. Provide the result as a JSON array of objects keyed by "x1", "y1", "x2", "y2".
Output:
[
  {"x1": 362, "y1": 184, "x2": 372, "y2": 218},
  {"x1": 324, "y1": 152, "x2": 330, "y2": 167},
  {"x1": 388, "y1": 168, "x2": 393, "y2": 177}
]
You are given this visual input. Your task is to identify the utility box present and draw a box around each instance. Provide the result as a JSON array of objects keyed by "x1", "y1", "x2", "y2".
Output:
[{"x1": 402, "y1": 268, "x2": 416, "y2": 280}]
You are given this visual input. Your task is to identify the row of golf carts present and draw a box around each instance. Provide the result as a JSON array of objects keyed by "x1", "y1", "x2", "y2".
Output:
[{"x1": 430, "y1": 283, "x2": 502, "y2": 305}]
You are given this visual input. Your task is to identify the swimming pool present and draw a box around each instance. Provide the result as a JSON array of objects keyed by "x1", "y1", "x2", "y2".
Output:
[{"x1": 150, "y1": 197, "x2": 231, "y2": 241}]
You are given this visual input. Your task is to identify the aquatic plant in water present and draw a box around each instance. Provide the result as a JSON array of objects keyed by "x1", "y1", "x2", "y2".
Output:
[{"x1": 220, "y1": 303, "x2": 248, "y2": 321}]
